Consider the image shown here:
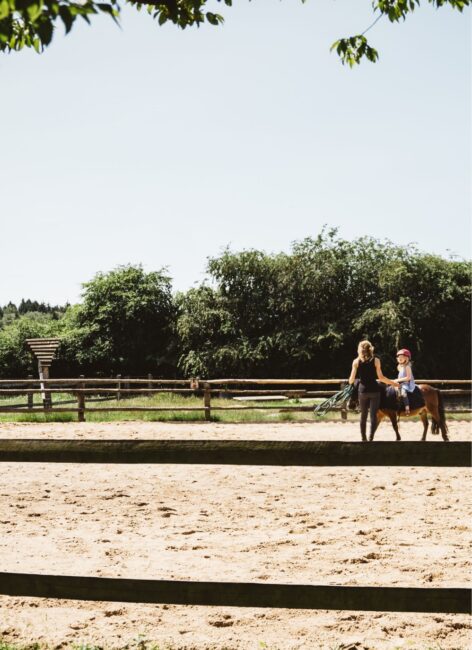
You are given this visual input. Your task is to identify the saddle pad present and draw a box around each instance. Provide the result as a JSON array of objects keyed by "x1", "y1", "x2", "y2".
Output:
[{"x1": 383, "y1": 386, "x2": 425, "y2": 411}]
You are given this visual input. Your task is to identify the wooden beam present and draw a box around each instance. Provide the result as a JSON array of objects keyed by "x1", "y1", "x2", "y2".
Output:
[
  {"x1": 0, "y1": 572, "x2": 469, "y2": 613},
  {"x1": 0, "y1": 378, "x2": 470, "y2": 386},
  {"x1": 207, "y1": 379, "x2": 345, "y2": 385},
  {"x1": 0, "y1": 388, "x2": 470, "y2": 397},
  {"x1": 0, "y1": 378, "x2": 192, "y2": 385},
  {"x1": 0, "y1": 388, "x2": 469, "y2": 397},
  {"x1": 0, "y1": 440, "x2": 469, "y2": 467},
  {"x1": 208, "y1": 379, "x2": 472, "y2": 386},
  {"x1": 0, "y1": 388, "x2": 199, "y2": 394}
]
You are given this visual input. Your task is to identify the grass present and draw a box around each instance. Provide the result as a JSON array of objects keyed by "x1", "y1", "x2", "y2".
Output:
[
  {"x1": 0, "y1": 392, "x2": 347, "y2": 424},
  {"x1": 0, "y1": 641, "x2": 269, "y2": 650},
  {"x1": 0, "y1": 640, "x2": 451, "y2": 650},
  {"x1": 0, "y1": 392, "x2": 469, "y2": 425}
]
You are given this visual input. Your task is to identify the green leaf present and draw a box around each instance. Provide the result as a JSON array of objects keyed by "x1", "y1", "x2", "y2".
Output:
[
  {"x1": 59, "y1": 6, "x2": 75, "y2": 33},
  {"x1": 27, "y1": 3, "x2": 44, "y2": 22},
  {"x1": 0, "y1": 0, "x2": 10, "y2": 20},
  {"x1": 36, "y1": 18, "x2": 53, "y2": 45},
  {"x1": 206, "y1": 12, "x2": 223, "y2": 25}
]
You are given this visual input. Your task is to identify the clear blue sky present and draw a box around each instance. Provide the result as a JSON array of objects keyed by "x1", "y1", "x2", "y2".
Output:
[{"x1": 0, "y1": 1, "x2": 470, "y2": 305}]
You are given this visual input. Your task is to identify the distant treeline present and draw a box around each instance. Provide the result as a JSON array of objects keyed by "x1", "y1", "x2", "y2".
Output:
[{"x1": 1, "y1": 230, "x2": 470, "y2": 379}]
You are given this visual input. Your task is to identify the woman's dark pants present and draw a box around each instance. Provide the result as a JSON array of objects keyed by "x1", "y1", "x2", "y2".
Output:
[{"x1": 359, "y1": 392, "x2": 381, "y2": 441}]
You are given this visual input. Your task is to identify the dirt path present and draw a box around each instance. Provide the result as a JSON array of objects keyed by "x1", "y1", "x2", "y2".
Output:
[{"x1": 0, "y1": 421, "x2": 470, "y2": 649}]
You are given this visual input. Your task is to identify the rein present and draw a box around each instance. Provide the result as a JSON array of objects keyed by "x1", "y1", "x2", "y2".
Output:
[{"x1": 314, "y1": 384, "x2": 354, "y2": 417}]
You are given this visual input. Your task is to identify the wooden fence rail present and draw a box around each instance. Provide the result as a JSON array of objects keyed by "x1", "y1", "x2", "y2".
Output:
[
  {"x1": 0, "y1": 572, "x2": 469, "y2": 614},
  {"x1": 0, "y1": 378, "x2": 471, "y2": 385},
  {"x1": 1, "y1": 440, "x2": 470, "y2": 466},
  {"x1": 0, "y1": 377, "x2": 470, "y2": 421},
  {"x1": 1, "y1": 388, "x2": 470, "y2": 396}
]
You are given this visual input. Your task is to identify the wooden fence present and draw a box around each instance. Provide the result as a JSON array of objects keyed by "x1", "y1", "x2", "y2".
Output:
[
  {"x1": 0, "y1": 439, "x2": 470, "y2": 613},
  {"x1": 0, "y1": 377, "x2": 470, "y2": 421}
]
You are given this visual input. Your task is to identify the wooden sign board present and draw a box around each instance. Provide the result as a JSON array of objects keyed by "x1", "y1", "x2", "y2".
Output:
[
  {"x1": 25, "y1": 338, "x2": 60, "y2": 369},
  {"x1": 25, "y1": 338, "x2": 60, "y2": 407}
]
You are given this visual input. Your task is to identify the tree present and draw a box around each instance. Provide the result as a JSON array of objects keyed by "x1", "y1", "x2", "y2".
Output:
[
  {"x1": 1, "y1": 0, "x2": 468, "y2": 64},
  {"x1": 0, "y1": 311, "x2": 62, "y2": 377},
  {"x1": 177, "y1": 230, "x2": 471, "y2": 379},
  {"x1": 62, "y1": 264, "x2": 177, "y2": 375},
  {"x1": 0, "y1": 302, "x2": 18, "y2": 328}
]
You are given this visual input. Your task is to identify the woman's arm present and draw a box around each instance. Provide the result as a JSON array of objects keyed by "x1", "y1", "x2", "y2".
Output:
[
  {"x1": 374, "y1": 358, "x2": 398, "y2": 386},
  {"x1": 397, "y1": 366, "x2": 412, "y2": 384},
  {"x1": 348, "y1": 359, "x2": 359, "y2": 385}
]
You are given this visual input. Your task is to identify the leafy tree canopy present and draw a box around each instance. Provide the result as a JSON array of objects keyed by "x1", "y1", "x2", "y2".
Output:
[
  {"x1": 0, "y1": 266, "x2": 176, "y2": 378},
  {"x1": 0, "y1": 236, "x2": 470, "y2": 379},
  {"x1": 63, "y1": 264, "x2": 176, "y2": 375},
  {"x1": 1, "y1": 0, "x2": 468, "y2": 64},
  {"x1": 177, "y1": 229, "x2": 471, "y2": 378}
]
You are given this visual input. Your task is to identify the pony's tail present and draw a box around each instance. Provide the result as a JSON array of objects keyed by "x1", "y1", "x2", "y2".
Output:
[{"x1": 437, "y1": 390, "x2": 449, "y2": 439}]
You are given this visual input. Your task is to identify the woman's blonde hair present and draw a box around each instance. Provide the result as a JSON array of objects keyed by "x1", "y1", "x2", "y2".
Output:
[{"x1": 358, "y1": 340, "x2": 374, "y2": 362}]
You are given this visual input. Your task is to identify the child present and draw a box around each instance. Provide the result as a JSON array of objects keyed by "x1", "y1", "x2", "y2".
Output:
[{"x1": 396, "y1": 348, "x2": 416, "y2": 415}]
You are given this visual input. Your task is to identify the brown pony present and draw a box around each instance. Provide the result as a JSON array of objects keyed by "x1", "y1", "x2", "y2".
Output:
[
  {"x1": 375, "y1": 384, "x2": 449, "y2": 441},
  {"x1": 349, "y1": 384, "x2": 449, "y2": 442}
]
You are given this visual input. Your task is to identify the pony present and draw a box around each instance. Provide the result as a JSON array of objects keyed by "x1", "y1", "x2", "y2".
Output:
[{"x1": 348, "y1": 383, "x2": 449, "y2": 442}]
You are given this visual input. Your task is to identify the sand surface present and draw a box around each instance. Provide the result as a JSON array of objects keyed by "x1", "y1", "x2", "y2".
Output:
[{"x1": 0, "y1": 420, "x2": 471, "y2": 650}]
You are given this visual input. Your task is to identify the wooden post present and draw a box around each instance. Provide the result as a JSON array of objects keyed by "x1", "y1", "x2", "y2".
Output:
[
  {"x1": 203, "y1": 382, "x2": 211, "y2": 421},
  {"x1": 116, "y1": 374, "x2": 122, "y2": 401},
  {"x1": 148, "y1": 373, "x2": 153, "y2": 396},
  {"x1": 340, "y1": 381, "x2": 347, "y2": 422},
  {"x1": 45, "y1": 366, "x2": 52, "y2": 409},
  {"x1": 27, "y1": 375, "x2": 33, "y2": 409},
  {"x1": 40, "y1": 364, "x2": 52, "y2": 410},
  {"x1": 78, "y1": 375, "x2": 85, "y2": 422}
]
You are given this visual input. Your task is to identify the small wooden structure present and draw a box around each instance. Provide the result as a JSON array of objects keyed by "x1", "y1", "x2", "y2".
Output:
[{"x1": 25, "y1": 338, "x2": 60, "y2": 408}]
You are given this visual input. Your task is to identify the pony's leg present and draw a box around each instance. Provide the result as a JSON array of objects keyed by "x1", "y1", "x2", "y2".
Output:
[
  {"x1": 439, "y1": 420, "x2": 449, "y2": 442},
  {"x1": 428, "y1": 392, "x2": 449, "y2": 442},
  {"x1": 437, "y1": 391, "x2": 450, "y2": 442},
  {"x1": 389, "y1": 412, "x2": 401, "y2": 441},
  {"x1": 420, "y1": 411, "x2": 429, "y2": 441},
  {"x1": 422, "y1": 385, "x2": 449, "y2": 440}
]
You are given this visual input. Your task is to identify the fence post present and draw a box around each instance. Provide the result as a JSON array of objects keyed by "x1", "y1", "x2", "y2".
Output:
[
  {"x1": 148, "y1": 373, "x2": 153, "y2": 396},
  {"x1": 27, "y1": 374, "x2": 33, "y2": 409},
  {"x1": 340, "y1": 381, "x2": 347, "y2": 422},
  {"x1": 78, "y1": 375, "x2": 86, "y2": 422},
  {"x1": 42, "y1": 365, "x2": 52, "y2": 410},
  {"x1": 116, "y1": 374, "x2": 122, "y2": 401},
  {"x1": 203, "y1": 382, "x2": 211, "y2": 421}
]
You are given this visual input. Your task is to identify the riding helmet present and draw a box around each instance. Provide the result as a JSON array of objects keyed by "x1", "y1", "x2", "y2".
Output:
[{"x1": 396, "y1": 348, "x2": 411, "y2": 358}]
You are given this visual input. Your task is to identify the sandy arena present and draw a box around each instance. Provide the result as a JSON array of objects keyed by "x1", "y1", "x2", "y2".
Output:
[{"x1": 0, "y1": 419, "x2": 471, "y2": 650}]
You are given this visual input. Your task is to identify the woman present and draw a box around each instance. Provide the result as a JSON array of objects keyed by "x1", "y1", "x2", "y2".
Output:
[{"x1": 348, "y1": 340, "x2": 397, "y2": 442}]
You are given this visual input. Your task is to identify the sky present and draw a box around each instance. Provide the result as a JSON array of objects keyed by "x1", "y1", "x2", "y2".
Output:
[{"x1": 0, "y1": 0, "x2": 470, "y2": 305}]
